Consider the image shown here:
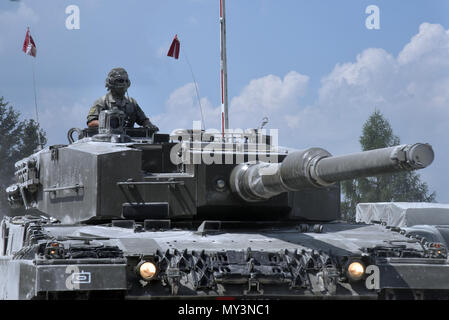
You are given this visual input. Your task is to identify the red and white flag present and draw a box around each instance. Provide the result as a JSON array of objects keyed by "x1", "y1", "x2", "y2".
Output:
[
  {"x1": 22, "y1": 28, "x2": 37, "y2": 57},
  {"x1": 167, "y1": 34, "x2": 180, "y2": 59}
]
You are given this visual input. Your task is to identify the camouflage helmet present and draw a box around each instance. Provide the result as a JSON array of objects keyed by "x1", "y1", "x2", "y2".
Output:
[{"x1": 105, "y1": 67, "x2": 131, "y2": 90}]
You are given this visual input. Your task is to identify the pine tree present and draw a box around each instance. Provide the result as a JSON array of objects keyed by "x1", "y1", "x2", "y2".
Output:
[
  {"x1": 0, "y1": 97, "x2": 46, "y2": 217},
  {"x1": 19, "y1": 119, "x2": 46, "y2": 159},
  {"x1": 341, "y1": 110, "x2": 435, "y2": 222}
]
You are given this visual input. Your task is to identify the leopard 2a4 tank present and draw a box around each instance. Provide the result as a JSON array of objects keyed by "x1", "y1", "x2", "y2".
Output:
[
  {"x1": 2, "y1": 107, "x2": 449, "y2": 300},
  {"x1": 2, "y1": 0, "x2": 448, "y2": 300}
]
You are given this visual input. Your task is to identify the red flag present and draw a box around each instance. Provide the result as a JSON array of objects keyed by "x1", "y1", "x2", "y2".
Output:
[
  {"x1": 167, "y1": 34, "x2": 180, "y2": 59},
  {"x1": 22, "y1": 28, "x2": 37, "y2": 57}
]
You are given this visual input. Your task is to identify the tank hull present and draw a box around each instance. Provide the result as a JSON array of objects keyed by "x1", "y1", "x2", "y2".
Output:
[{"x1": 1, "y1": 216, "x2": 449, "y2": 300}]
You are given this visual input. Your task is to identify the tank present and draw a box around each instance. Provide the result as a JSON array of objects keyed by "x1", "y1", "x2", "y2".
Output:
[{"x1": 1, "y1": 108, "x2": 448, "y2": 300}]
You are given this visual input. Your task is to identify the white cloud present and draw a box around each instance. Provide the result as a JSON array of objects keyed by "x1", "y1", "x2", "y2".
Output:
[
  {"x1": 0, "y1": 3, "x2": 39, "y2": 53},
  {"x1": 305, "y1": 22, "x2": 449, "y2": 202},
  {"x1": 158, "y1": 23, "x2": 449, "y2": 202},
  {"x1": 152, "y1": 82, "x2": 221, "y2": 132},
  {"x1": 229, "y1": 71, "x2": 309, "y2": 130},
  {"x1": 315, "y1": 22, "x2": 449, "y2": 148},
  {"x1": 154, "y1": 72, "x2": 310, "y2": 138},
  {"x1": 398, "y1": 23, "x2": 449, "y2": 66}
]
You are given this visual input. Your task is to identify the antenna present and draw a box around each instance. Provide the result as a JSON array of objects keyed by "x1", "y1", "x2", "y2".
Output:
[
  {"x1": 183, "y1": 50, "x2": 206, "y2": 130},
  {"x1": 167, "y1": 35, "x2": 206, "y2": 130},
  {"x1": 220, "y1": 0, "x2": 229, "y2": 137},
  {"x1": 25, "y1": 27, "x2": 43, "y2": 150},
  {"x1": 31, "y1": 61, "x2": 42, "y2": 150}
]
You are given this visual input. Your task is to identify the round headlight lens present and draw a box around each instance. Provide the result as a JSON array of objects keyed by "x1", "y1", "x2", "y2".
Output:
[
  {"x1": 347, "y1": 261, "x2": 365, "y2": 281},
  {"x1": 139, "y1": 261, "x2": 157, "y2": 281}
]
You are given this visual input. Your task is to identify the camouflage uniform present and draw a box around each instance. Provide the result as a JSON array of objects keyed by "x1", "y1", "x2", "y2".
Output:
[
  {"x1": 87, "y1": 93, "x2": 149, "y2": 128},
  {"x1": 87, "y1": 67, "x2": 154, "y2": 129}
]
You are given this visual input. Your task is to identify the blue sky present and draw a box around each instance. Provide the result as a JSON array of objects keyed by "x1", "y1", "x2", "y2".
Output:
[{"x1": 1, "y1": 0, "x2": 449, "y2": 203}]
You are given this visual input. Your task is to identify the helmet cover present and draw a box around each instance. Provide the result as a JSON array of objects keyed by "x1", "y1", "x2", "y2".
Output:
[{"x1": 105, "y1": 67, "x2": 131, "y2": 89}]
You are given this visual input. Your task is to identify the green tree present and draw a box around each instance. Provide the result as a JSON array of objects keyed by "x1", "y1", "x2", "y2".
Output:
[
  {"x1": 341, "y1": 110, "x2": 435, "y2": 222},
  {"x1": 19, "y1": 119, "x2": 46, "y2": 159},
  {"x1": 0, "y1": 97, "x2": 46, "y2": 216}
]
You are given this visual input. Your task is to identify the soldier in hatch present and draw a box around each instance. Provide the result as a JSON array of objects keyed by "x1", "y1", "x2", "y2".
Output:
[{"x1": 87, "y1": 67, "x2": 159, "y2": 130}]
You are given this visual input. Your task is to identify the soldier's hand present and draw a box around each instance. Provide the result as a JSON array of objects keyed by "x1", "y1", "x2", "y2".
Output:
[
  {"x1": 149, "y1": 124, "x2": 159, "y2": 132},
  {"x1": 144, "y1": 121, "x2": 159, "y2": 132}
]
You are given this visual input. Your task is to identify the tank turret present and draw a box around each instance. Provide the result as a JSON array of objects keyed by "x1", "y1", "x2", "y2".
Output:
[{"x1": 5, "y1": 111, "x2": 434, "y2": 224}]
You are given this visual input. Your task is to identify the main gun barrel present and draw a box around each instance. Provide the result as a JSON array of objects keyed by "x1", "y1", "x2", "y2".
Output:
[{"x1": 230, "y1": 143, "x2": 434, "y2": 202}]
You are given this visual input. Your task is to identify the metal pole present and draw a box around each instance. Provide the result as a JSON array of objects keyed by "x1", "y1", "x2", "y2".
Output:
[{"x1": 220, "y1": 0, "x2": 229, "y2": 137}]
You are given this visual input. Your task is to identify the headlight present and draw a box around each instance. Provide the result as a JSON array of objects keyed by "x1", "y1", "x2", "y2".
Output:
[
  {"x1": 347, "y1": 261, "x2": 365, "y2": 281},
  {"x1": 44, "y1": 242, "x2": 64, "y2": 259},
  {"x1": 138, "y1": 261, "x2": 157, "y2": 281}
]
